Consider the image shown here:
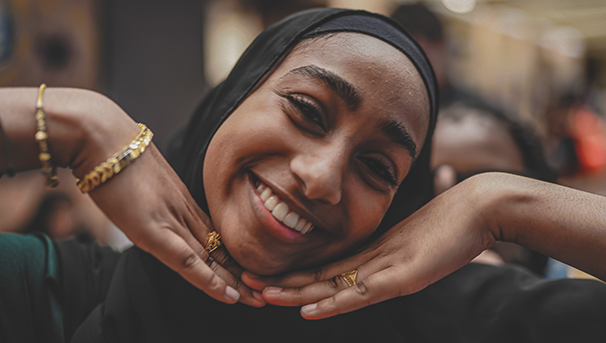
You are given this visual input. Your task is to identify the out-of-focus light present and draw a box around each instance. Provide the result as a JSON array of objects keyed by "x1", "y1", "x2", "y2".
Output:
[
  {"x1": 441, "y1": 0, "x2": 476, "y2": 14},
  {"x1": 541, "y1": 26, "x2": 585, "y2": 58}
]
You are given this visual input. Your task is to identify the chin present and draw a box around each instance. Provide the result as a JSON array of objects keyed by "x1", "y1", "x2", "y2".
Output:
[{"x1": 230, "y1": 248, "x2": 294, "y2": 276}]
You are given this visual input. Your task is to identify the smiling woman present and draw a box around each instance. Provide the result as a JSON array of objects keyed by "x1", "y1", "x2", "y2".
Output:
[
  {"x1": 204, "y1": 32, "x2": 429, "y2": 275},
  {"x1": 1, "y1": 7, "x2": 606, "y2": 343}
]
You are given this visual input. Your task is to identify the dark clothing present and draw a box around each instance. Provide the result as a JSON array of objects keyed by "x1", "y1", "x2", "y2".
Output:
[
  {"x1": 0, "y1": 233, "x2": 64, "y2": 343},
  {"x1": 3, "y1": 233, "x2": 606, "y2": 343}
]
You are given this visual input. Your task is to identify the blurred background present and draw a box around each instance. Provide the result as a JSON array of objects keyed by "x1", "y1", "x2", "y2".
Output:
[{"x1": 1, "y1": 0, "x2": 605, "y2": 277}]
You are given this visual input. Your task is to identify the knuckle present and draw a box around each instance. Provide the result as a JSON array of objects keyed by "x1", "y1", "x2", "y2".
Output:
[
  {"x1": 181, "y1": 251, "x2": 200, "y2": 270},
  {"x1": 311, "y1": 268, "x2": 324, "y2": 282},
  {"x1": 328, "y1": 275, "x2": 341, "y2": 290},
  {"x1": 352, "y1": 281, "x2": 370, "y2": 298}
]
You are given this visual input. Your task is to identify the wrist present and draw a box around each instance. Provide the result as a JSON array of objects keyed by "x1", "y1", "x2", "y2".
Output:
[
  {"x1": 43, "y1": 88, "x2": 139, "y2": 178},
  {"x1": 465, "y1": 172, "x2": 532, "y2": 244}
]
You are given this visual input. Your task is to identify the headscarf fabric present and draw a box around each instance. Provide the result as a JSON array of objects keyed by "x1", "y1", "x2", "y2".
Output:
[{"x1": 168, "y1": 7, "x2": 438, "y2": 240}]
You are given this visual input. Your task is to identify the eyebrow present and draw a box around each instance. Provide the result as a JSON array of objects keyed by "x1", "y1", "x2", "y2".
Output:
[
  {"x1": 280, "y1": 65, "x2": 361, "y2": 112},
  {"x1": 379, "y1": 119, "x2": 418, "y2": 159}
]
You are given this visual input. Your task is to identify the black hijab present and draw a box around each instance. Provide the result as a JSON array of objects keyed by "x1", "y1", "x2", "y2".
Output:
[{"x1": 168, "y1": 8, "x2": 438, "y2": 238}]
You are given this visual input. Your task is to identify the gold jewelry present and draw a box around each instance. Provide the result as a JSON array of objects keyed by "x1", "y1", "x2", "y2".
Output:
[
  {"x1": 205, "y1": 231, "x2": 221, "y2": 253},
  {"x1": 35, "y1": 84, "x2": 59, "y2": 187},
  {"x1": 340, "y1": 269, "x2": 358, "y2": 287},
  {"x1": 76, "y1": 123, "x2": 153, "y2": 193}
]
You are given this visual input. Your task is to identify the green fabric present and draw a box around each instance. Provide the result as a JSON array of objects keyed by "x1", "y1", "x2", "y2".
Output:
[{"x1": 0, "y1": 233, "x2": 65, "y2": 343}]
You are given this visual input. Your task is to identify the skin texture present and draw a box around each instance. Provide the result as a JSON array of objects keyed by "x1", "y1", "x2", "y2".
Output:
[{"x1": 203, "y1": 33, "x2": 429, "y2": 275}]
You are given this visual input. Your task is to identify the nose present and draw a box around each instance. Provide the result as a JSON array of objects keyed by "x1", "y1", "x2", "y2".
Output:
[{"x1": 290, "y1": 144, "x2": 346, "y2": 205}]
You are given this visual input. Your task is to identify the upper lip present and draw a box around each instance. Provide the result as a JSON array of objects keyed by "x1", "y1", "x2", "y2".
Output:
[{"x1": 250, "y1": 171, "x2": 332, "y2": 235}]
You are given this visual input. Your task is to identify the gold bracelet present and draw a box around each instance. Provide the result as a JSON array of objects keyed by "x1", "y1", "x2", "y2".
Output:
[
  {"x1": 35, "y1": 84, "x2": 59, "y2": 187},
  {"x1": 76, "y1": 123, "x2": 153, "y2": 193}
]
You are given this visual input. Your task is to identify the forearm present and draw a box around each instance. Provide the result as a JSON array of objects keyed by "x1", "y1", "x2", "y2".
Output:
[
  {"x1": 476, "y1": 172, "x2": 606, "y2": 280},
  {"x1": 0, "y1": 87, "x2": 139, "y2": 177}
]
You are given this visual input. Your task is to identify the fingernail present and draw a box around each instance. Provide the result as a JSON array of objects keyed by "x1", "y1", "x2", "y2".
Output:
[
  {"x1": 224, "y1": 286, "x2": 240, "y2": 302},
  {"x1": 252, "y1": 290, "x2": 264, "y2": 301},
  {"x1": 301, "y1": 303, "x2": 317, "y2": 315},
  {"x1": 264, "y1": 286, "x2": 282, "y2": 294}
]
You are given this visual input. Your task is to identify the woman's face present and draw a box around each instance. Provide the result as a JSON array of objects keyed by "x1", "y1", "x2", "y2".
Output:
[{"x1": 204, "y1": 33, "x2": 429, "y2": 275}]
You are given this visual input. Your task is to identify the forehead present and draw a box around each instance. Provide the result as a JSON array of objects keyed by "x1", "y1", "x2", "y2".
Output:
[
  {"x1": 265, "y1": 32, "x2": 430, "y2": 148},
  {"x1": 432, "y1": 112, "x2": 524, "y2": 172}
]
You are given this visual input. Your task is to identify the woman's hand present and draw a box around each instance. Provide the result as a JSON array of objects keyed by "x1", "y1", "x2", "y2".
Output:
[
  {"x1": 242, "y1": 175, "x2": 495, "y2": 319},
  {"x1": 0, "y1": 87, "x2": 265, "y2": 307},
  {"x1": 87, "y1": 144, "x2": 265, "y2": 307},
  {"x1": 243, "y1": 172, "x2": 606, "y2": 319},
  {"x1": 67, "y1": 92, "x2": 266, "y2": 308}
]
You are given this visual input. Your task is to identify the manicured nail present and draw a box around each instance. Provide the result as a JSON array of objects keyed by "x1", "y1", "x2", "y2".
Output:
[
  {"x1": 224, "y1": 286, "x2": 240, "y2": 302},
  {"x1": 301, "y1": 303, "x2": 317, "y2": 315},
  {"x1": 264, "y1": 286, "x2": 282, "y2": 294},
  {"x1": 252, "y1": 290, "x2": 264, "y2": 301}
]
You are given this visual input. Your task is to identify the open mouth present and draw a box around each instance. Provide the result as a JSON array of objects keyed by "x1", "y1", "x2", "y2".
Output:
[{"x1": 251, "y1": 175, "x2": 315, "y2": 235}]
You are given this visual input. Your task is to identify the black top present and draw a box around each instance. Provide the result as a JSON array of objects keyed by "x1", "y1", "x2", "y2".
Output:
[{"x1": 59, "y1": 242, "x2": 606, "y2": 343}]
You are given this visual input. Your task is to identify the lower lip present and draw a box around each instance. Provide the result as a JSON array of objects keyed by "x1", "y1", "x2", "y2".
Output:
[{"x1": 248, "y1": 176, "x2": 313, "y2": 244}]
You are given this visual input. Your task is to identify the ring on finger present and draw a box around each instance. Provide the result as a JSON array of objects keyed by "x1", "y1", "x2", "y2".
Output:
[
  {"x1": 205, "y1": 231, "x2": 221, "y2": 253},
  {"x1": 340, "y1": 269, "x2": 358, "y2": 287}
]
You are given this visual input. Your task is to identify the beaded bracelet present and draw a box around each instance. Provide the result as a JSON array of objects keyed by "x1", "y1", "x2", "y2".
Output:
[
  {"x1": 35, "y1": 84, "x2": 59, "y2": 187},
  {"x1": 76, "y1": 123, "x2": 153, "y2": 193}
]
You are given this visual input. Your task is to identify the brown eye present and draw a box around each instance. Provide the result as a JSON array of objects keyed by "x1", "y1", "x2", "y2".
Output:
[
  {"x1": 358, "y1": 155, "x2": 399, "y2": 187},
  {"x1": 286, "y1": 94, "x2": 325, "y2": 131}
]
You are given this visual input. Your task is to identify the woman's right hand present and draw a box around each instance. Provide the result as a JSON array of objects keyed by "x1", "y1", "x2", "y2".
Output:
[{"x1": 0, "y1": 87, "x2": 265, "y2": 307}]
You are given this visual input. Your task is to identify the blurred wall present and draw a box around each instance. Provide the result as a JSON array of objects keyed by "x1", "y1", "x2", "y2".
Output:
[{"x1": 104, "y1": 0, "x2": 209, "y2": 152}]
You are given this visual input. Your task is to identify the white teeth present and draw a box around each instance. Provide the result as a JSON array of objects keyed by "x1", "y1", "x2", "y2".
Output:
[
  {"x1": 257, "y1": 184, "x2": 266, "y2": 194},
  {"x1": 264, "y1": 196, "x2": 278, "y2": 211},
  {"x1": 256, "y1": 180, "x2": 316, "y2": 234},
  {"x1": 301, "y1": 222, "x2": 313, "y2": 235},
  {"x1": 283, "y1": 212, "x2": 299, "y2": 229},
  {"x1": 294, "y1": 218, "x2": 306, "y2": 232},
  {"x1": 272, "y1": 203, "x2": 289, "y2": 221},
  {"x1": 260, "y1": 188, "x2": 271, "y2": 202}
]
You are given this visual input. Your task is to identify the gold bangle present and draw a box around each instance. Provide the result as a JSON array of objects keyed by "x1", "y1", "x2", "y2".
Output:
[
  {"x1": 76, "y1": 123, "x2": 153, "y2": 193},
  {"x1": 35, "y1": 84, "x2": 59, "y2": 187}
]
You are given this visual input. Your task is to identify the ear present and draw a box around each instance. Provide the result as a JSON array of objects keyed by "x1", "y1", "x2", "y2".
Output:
[{"x1": 433, "y1": 164, "x2": 457, "y2": 195}]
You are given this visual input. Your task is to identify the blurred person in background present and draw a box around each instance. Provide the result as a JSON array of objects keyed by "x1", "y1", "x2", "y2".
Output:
[
  {"x1": 432, "y1": 100, "x2": 557, "y2": 277},
  {"x1": 19, "y1": 192, "x2": 93, "y2": 243}
]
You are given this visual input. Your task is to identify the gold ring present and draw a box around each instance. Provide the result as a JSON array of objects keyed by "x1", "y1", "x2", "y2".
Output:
[
  {"x1": 205, "y1": 231, "x2": 221, "y2": 253},
  {"x1": 340, "y1": 269, "x2": 358, "y2": 287}
]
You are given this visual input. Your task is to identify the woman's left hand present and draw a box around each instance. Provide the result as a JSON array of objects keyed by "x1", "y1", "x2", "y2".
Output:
[{"x1": 241, "y1": 175, "x2": 495, "y2": 319}]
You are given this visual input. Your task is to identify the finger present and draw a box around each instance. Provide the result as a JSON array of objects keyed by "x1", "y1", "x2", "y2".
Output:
[
  {"x1": 137, "y1": 227, "x2": 241, "y2": 304},
  {"x1": 260, "y1": 267, "x2": 368, "y2": 307},
  {"x1": 300, "y1": 266, "x2": 429, "y2": 320},
  {"x1": 242, "y1": 252, "x2": 371, "y2": 290},
  {"x1": 209, "y1": 247, "x2": 266, "y2": 307},
  {"x1": 170, "y1": 186, "x2": 264, "y2": 306}
]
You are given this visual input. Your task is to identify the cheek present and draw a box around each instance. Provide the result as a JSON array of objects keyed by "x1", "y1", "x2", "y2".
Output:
[{"x1": 342, "y1": 179, "x2": 393, "y2": 242}]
